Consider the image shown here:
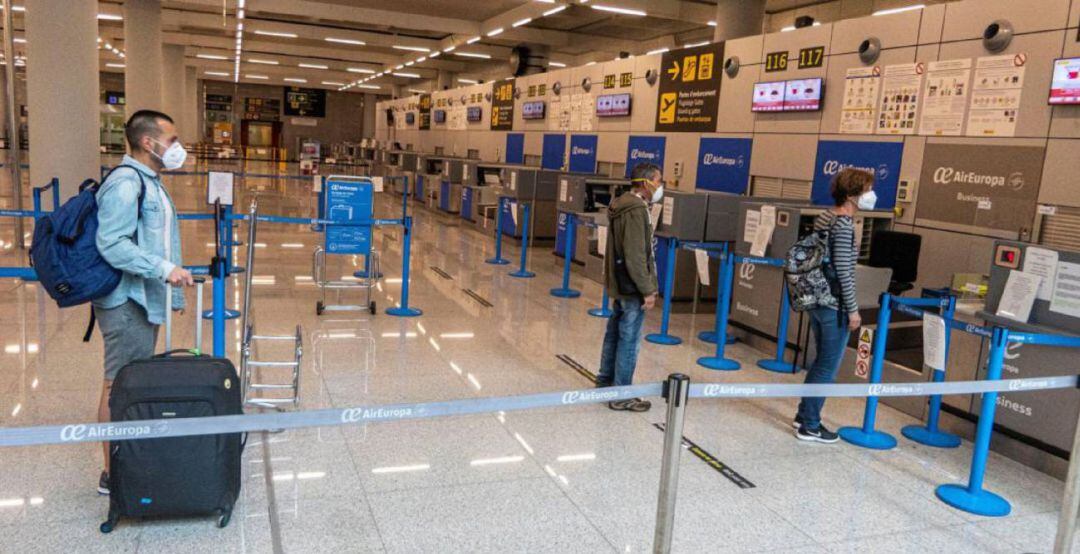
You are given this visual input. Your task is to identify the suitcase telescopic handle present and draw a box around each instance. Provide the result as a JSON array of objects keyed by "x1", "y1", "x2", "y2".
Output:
[{"x1": 163, "y1": 277, "x2": 206, "y2": 355}]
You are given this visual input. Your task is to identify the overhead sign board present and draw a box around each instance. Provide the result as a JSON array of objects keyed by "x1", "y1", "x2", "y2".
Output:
[
  {"x1": 490, "y1": 80, "x2": 515, "y2": 130},
  {"x1": 418, "y1": 94, "x2": 432, "y2": 130},
  {"x1": 655, "y1": 41, "x2": 725, "y2": 132}
]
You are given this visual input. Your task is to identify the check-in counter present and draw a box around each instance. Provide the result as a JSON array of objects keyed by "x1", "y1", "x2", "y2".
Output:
[
  {"x1": 499, "y1": 167, "x2": 559, "y2": 241},
  {"x1": 654, "y1": 190, "x2": 719, "y2": 307},
  {"x1": 580, "y1": 212, "x2": 609, "y2": 284},
  {"x1": 556, "y1": 175, "x2": 630, "y2": 262}
]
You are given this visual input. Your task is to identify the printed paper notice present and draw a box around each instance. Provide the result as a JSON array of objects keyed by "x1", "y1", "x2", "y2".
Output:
[
  {"x1": 876, "y1": 62, "x2": 923, "y2": 135},
  {"x1": 559, "y1": 179, "x2": 568, "y2": 203},
  {"x1": 649, "y1": 204, "x2": 662, "y2": 230},
  {"x1": 312, "y1": 174, "x2": 322, "y2": 193},
  {"x1": 996, "y1": 269, "x2": 1041, "y2": 323},
  {"x1": 371, "y1": 176, "x2": 384, "y2": 193},
  {"x1": 966, "y1": 53, "x2": 1026, "y2": 137},
  {"x1": 840, "y1": 66, "x2": 881, "y2": 134},
  {"x1": 743, "y1": 210, "x2": 761, "y2": 243},
  {"x1": 510, "y1": 170, "x2": 517, "y2": 191},
  {"x1": 1050, "y1": 261, "x2": 1080, "y2": 318},
  {"x1": 207, "y1": 171, "x2": 234, "y2": 206},
  {"x1": 695, "y1": 249, "x2": 710, "y2": 286},
  {"x1": 579, "y1": 95, "x2": 595, "y2": 131},
  {"x1": 597, "y1": 226, "x2": 608, "y2": 259},
  {"x1": 1022, "y1": 247, "x2": 1059, "y2": 301},
  {"x1": 922, "y1": 313, "x2": 947, "y2": 371},
  {"x1": 918, "y1": 59, "x2": 972, "y2": 136},
  {"x1": 662, "y1": 196, "x2": 674, "y2": 227},
  {"x1": 510, "y1": 202, "x2": 519, "y2": 227},
  {"x1": 750, "y1": 205, "x2": 776, "y2": 257}
]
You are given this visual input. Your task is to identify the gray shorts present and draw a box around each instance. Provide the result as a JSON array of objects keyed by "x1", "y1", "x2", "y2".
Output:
[{"x1": 95, "y1": 300, "x2": 159, "y2": 381}]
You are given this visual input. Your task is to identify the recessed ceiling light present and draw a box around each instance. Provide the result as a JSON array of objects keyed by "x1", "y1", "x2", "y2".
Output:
[
  {"x1": 707, "y1": 20, "x2": 717, "y2": 26},
  {"x1": 408, "y1": 88, "x2": 426, "y2": 94},
  {"x1": 416, "y1": 57, "x2": 426, "y2": 63},
  {"x1": 404, "y1": 61, "x2": 415, "y2": 66},
  {"x1": 429, "y1": 51, "x2": 441, "y2": 58},
  {"x1": 646, "y1": 47, "x2": 669, "y2": 55},
  {"x1": 299, "y1": 63, "x2": 328, "y2": 69},
  {"x1": 512, "y1": 18, "x2": 532, "y2": 28},
  {"x1": 322, "y1": 81, "x2": 345, "y2": 86},
  {"x1": 246, "y1": 74, "x2": 269, "y2": 79},
  {"x1": 466, "y1": 36, "x2": 481, "y2": 44},
  {"x1": 683, "y1": 40, "x2": 709, "y2": 47},
  {"x1": 97, "y1": 13, "x2": 123, "y2": 21},
  {"x1": 105, "y1": 63, "x2": 125, "y2": 68},
  {"x1": 393, "y1": 45, "x2": 430, "y2": 52},
  {"x1": 543, "y1": 5, "x2": 567, "y2": 16},
  {"x1": 284, "y1": 77, "x2": 307, "y2": 83},
  {"x1": 458, "y1": 78, "x2": 479, "y2": 84},
  {"x1": 455, "y1": 52, "x2": 491, "y2": 59},
  {"x1": 357, "y1": 84, "x2": 380, "y2": 89},
  {"x1": 392, "y1": 72, "x2": 420, "y2": 78},
  {"x1": 197, "y1": 53, "x2": 229, "y2": 60},
  {"x1": 347, "y1": 67, "x2": 375, "y2": 74},
  {"x1": 13, "y1": 37, "x2": 25, "y2": 44},
  {"x1": 585, "y1": 61, "x2": 597, "y2": 66},
  {"x1": 395, "y1": 64, "x2": 404, "y2": 70},
  {"x1": 325, "y1": 37, "x2": 366, "y2": 45},
  {"x1": 248, "y1": 58, "x2": 278, "y2": 65},
  {"x1": 591, "y1": 4, "x2": 647, "y2": 16},
  {"x1": 205, "y1": 71, "x2": 229, "y2": 76},
  {"x1": 253, "y1": 30, "x2": 298, "y2": 38},
  {"x1": 549, "y1": 61, "x2": 566, "y2": 67},
  {"x1": 486, "y1": 27, "x2": 504, "y2": 37},
  {"x1": 873, "y1": 4, "x2": 925, "y2": 16},
  {"x1": 443, "y1": 46, "x2": 456, "y2": 53}
]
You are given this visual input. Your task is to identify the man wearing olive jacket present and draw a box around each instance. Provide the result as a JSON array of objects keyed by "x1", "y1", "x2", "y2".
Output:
[{"x1": 596, "y1": 162, "x2": 663, "y2": 412}]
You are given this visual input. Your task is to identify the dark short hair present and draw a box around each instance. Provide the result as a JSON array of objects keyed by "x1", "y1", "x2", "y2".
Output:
[
  {"x1": 630, "y1": 162, "x2": 661, "y2": 184},
  {"x1": 830, "y1": 168, "x2": 874, "y2": 206},
  {"x1": 124, "y1": 110, "x2": 174, "y2": 152}
]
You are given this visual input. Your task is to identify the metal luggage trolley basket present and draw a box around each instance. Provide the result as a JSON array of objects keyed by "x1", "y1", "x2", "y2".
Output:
[{"x1": 313, "y1": 174, "x2": 380, "y2": 316}]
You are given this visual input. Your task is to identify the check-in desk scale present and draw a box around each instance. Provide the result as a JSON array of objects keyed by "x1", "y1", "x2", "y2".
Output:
[{"x1": 557, "y1": 175, "x2": 631, "y2": 284}]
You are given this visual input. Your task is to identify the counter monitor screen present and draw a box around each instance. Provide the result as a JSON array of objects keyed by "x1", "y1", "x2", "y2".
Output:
[
  {"x1": 1049, "y1": 57, "x2": 1080, "y2": 105},
  {"x1": 433, "y1": 109, "x2": 447, "y2": 123},
  {"x1": 783, "y1": 77, "x2": 823, "y2": 111},
  {"x1": 751, "y1": 81, "x2": 786, "y2": 112},
  {"x1": 466, "y1": 106, "x2": 482, "y2": 122},
  {"x1": 405, "y1": 112, "x2": 416, "y2": 125},
  {"x1": 522, "y1": 101, "x2": 546, "y2": 120},
  {"x1": 596, "y1": 93, "x2": 632, "y2": 117}
]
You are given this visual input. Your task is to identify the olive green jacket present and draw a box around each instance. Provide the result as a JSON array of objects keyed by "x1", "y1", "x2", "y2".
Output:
[{"x1": 605, "y1": 191, "x2": 658, "y2": 300}]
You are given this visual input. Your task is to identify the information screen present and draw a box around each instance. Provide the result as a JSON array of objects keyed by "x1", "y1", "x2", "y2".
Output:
[
  {"x1": 597, "y1": 93, "x2": 632, "y2": 117},
  {"x1": 783, "y1": 78, "x2": 824, "y2": 111},
  {"x1": 522, "y1": 101, "x2": 546, "y2": 120},
  {"x1": 466, "y1": 106, "x2": 483, "y2": 122},
  {"x1": 433, "y1": 109, "x2": 446, "y2": 123},
  {"x1": 405, "y1": 112, "x2": 415, "y2": 125},
  {"x1": 751, "y1": 81, "x2": 786, "y2": 112},
  {"x1": 1049, "y1": 57, "x2": 1080, "y2": 105}
]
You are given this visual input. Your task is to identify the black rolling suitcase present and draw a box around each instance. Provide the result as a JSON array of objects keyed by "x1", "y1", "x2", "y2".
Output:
[{"x1": 101, "y1": 279, "x2": 244, "y2": 533}]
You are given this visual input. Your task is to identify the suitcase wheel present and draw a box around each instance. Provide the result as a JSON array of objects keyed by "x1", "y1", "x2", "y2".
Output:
[
  {"x1": 218, "y1": 510, "x2": 232, "y2": 528},
  {"x1": 100, "y1": 520, "x2": 115, "y2": 534}
]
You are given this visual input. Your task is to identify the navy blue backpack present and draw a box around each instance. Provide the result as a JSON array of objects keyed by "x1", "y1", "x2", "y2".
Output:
[{"x1": 30, "y1": 165, "x2": 145, "y2": 312}]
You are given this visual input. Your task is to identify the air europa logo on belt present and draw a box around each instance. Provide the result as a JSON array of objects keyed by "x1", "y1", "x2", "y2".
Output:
[
  {"x1": 868, "y1": 384, "x2": 923, "y2": 396},
  {"x1": 561, "y1": 390, "x2": 618, "y2": 404},
  {"x1": 702, "y1": 384, "x2": 759, "y2": 396},
  {"x1": 340, "y1": 406, "x2": 416, "y2": 423},
  {"x1": 59, "y1": 423, "x2": 157, "y2": 442}
]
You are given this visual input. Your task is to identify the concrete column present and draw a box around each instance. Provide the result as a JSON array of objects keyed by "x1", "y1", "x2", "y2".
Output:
[
  {"x1": 25, "y1": 0, "x2": 99, "y2": 199},
  {"x1": 161, "y1": 44, "x2": 185, "y2": 123},
  {"x1": 361, "y1": 93, "x2": 377, "y2": 138},
  {"x1": 713, "y1": 0, "x2": 765, "y2": 42},
  {"x1": 124, "y1": 0, "x2": 164, "y2": 116},
  {"x1": 392, "y1": 84, "x2": 407, "y2": 99},
  {"x1": 436, "y1": 71, "x2": 456, "y2": 91},
  {"x1": 181, "y1": 66, "x2": 199, "y2": 144}
]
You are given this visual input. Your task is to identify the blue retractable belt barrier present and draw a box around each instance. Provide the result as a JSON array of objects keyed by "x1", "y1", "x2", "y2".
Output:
[
  {"x1": 386, "y1": 215, "x2": 422, "y2": 317},
  {"x1": 899, "y1": 296, "x2": 963, "y2": 448},
  {"x1": 838, "y1": 292, "x2": 899, "y2": 450},
  {"x1": 698, "y1": 245, "x2": 740, "y2": 370},
  {"x1": 646, "y1": 236, "x2": 682, "y2": 345},
  {"x1": 485, "y1": 196, "x2": 510, "y2": 265},
  {"x1": 550, "y1": 211, "x2": 581, "y2": 298},
  {"x1": 509, "y1": 203, "x2": 535, "y2": 278}
]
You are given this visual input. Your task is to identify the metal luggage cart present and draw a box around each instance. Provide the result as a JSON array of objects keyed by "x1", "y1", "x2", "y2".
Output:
[
  {"x1": 313, "y1": 174, "x2": 380, "y2": 316},
  {"x1": 312, "y1": 246, "x2": 379, "y2": 315}
]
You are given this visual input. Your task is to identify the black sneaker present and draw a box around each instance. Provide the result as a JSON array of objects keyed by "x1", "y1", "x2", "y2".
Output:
[
  {"x1": 792, "y1": 415, "x2": 804, "y2": 429},
  {"x1": 608, "y1": 398, "x2": 652, "y2": 412},
  {"x1": 98, "y1": 471, "x2": 110, "y2": 496},
  {"x1": 795, "y1": 424, "x2": 840, "y2": 444}
]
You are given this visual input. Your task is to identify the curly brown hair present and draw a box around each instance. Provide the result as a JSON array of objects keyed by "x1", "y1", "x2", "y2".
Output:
[{"x1": 830, "y1": 168, "x2": 874, "y2": 207}]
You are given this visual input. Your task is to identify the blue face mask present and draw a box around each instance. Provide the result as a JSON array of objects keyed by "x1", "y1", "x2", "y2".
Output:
[{"x1": 857, "y1": 190, "x2": 877, "y2": 210}]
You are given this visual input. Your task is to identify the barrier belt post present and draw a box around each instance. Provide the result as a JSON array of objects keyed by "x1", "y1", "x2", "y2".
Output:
[
  {"x1": 588, "y1": 283, "x2": 614, "y2": 318},
  {"x1": 51, "y1": 177, "x2": 59, "y2": 211},
  {"x1": 698, "y1": 246, "x2": 737, "y2": 346},
  {"x1": 758, "y1": 280, "x2": 800, "y2": 373},
  {"x1": 401, "y1": 175, "x2": 409, "y2": 220},
  {"x1": 902, "y1": 296, "x2": 962, "y2": 448},
  {"x1": 647, "y1": 237, "x2": 683, "y2": 346},
  {"x1": 203, "y1": 204, "x2": 240, "y2": 321},
  {"x1": 652, "y1": 373, "x2": 690, "y2": 554},
  {"x1": 509, "y1": 203, "x2": 535, "y2": 278},
  {"x1": 698, "y1": 246, "x2": 740, "y2": 370},
  {"x1": 386, "y1": 216, "x2": 422, "y2": 317},
  {"x1": 314, "y1": 176, "x2": 326, "y2": 232},
  {"x1": 485, "y1": 197, "x2": 510, "y2": 265},
  {"x1": 935, "y1": 326, "x2": 1012, "y2": 516},
  {"x1": 31, "y1": 187, "x2": 41, "y2": 219},
  {"x1": 1054, "y1": 379, "x2": 1080, "y2": 552},
  {"x1": 839, "y1": 293, "x2": 898, "y2": 450},
  {"x1": 224, "y1": 204, "x2": 244, "y2": 274},
  {"x1": 550, "y1": 212, "x2": 581, "y2": 298}
]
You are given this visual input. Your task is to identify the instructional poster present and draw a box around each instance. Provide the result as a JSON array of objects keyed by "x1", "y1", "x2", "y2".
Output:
[
  {"x1": 840, "y1": 66, "x2": 881, "y2": 134},
  {"x1": 1050, "y1": 261, "x2": 1080, "y2": 318},
  {"x1": 966, "y1": 53, "x2": 1027, "y2": 137},
  {"x1": 876, "y1": 62, "x2": 924, "y2": 135},
  {"x1": 579, "y1": 95, "x2": 595, "y2": 131},
  {"x1": 1023, "y1": 246, "x2": 1059, "y2": 301},
  {"x1": 569, "y1": 94, "x2": 583, "y2": 131},
  {"x1": 918, "y1": 58, "x2": 972, "y2": 136}
]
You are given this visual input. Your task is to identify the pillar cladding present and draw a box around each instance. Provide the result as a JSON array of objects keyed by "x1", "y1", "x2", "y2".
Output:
[
  {"x1": 361, "y1": 93, "x2": 377, "y2": 138},
  {"x1": 25, "y1": 0, "x2": 99, "y2": 199},
  {"x1": 161, "y1": 44, "x2": 185, "y2": 125},
  {"x1": 181, "y1": 66, "x2": 199, "y2": 144},
  {"x1": 713, "y1": 0, "x2": 765, "y2": 42},
  {"x1": 124, "y1": 0, "x2": 164, "y2": 116}
]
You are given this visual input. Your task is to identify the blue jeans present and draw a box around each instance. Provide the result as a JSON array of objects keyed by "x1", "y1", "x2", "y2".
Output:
[
  {"x1": 597, "y1": 297, "x2": 646, "y2": 387},
  {"x1": 797, "y1": 307, "x2": 851, "y2": 429}
]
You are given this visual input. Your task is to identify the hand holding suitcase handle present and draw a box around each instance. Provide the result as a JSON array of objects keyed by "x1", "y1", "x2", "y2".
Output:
[{"x1": 164, "y1": 277, "x2": 205, "y2": 355}]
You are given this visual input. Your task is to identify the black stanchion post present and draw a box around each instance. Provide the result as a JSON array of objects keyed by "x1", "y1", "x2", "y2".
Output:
[{"x1": 653, "y1": 373, "x2": 690, "y2": 553}]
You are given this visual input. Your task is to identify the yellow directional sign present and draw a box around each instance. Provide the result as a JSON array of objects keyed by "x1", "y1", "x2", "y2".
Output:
[
  {"x1": 682, "y1": 56, "x2": 697, "y2": 82},
  {"x1": 658, "y1": 93, "x2": 677, "y2": 124},
  {"x1": 667, "y1": 60, "x2": 680, "y2": 79}
]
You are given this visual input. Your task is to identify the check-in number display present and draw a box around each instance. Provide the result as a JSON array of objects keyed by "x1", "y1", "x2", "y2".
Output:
[{"x1": 765, "y1": 51, "x2": 788, "y2": 72}]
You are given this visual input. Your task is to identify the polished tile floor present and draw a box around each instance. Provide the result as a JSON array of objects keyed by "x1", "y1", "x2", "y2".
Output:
[{"x1": 0, "y1": 160, "x2": 1071, "y2": 552}]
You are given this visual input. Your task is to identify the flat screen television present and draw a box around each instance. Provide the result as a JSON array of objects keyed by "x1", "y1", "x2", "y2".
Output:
[
  {"x1": 783, "y1": 77, "x2": 824, "y2": 111},
  {"x1": 405, "y1": 112, "x2": 416, "y2": 125},
  {"x1": 596, "y1": 93, "x2": 632, "y2": 117},
  {"x1": 1049, "y1": 57, "x2": 1080, "y2": 105},
  {"x1": 522, "y1": 101, "x2": 546, "y2": 120},
  {"x1": 433, "y1": 109, "x2": 447, "y2": 123},
  {"x1": 751, "y1": 81, "x2": 786, "y2": 112},
  {"x1": 467, "y1": 106, "x2": 482, "y2": 122}
]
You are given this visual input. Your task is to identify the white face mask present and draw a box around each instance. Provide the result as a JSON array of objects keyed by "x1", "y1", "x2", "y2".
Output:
[
  {"x1": 651, "y1": 184, "x2": 664, "y2": 204},
  {"x1": 856, "y1": 190, "x2": 878, "y2": 211},
  {"x1": 151, "y1": 139, "x2": 187, "y2": 170}
]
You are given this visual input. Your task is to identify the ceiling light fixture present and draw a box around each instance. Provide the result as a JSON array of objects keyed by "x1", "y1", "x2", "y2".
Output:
[
  {"x1": 512, "y1": 18, "x2": 532, "y2": 28},
  {"x1": 708, "y1": 20, "x2": 717, "y2": 26},
  {"x1": 357, "y1": 84, "x2": 380, "y2": 89},
  {"x1": 246, "y1": 74, "x2": 269, "y2": 79},
  {"x1": 205, "y1": 71, "x2": 229, "y2": 76},
  {"x1": 466, "y1": 36, "x2": 481, "y2": 44},
  {"x1": 429, "y1": 51, "x2": 441, "y2": 58},
  {"x1": 325, "y1": 37, "x2": 366, "y2": 45},
  {"x1": 392, "y1": 72, "x2": 421, "y2": 78},
  {"x1": 416, "y1": 56, "x2": 427, "y2": 62},
  {"x1": 322, "y1": 81, "x2": 345, "y2": 86},
  {"x1": 683, "y1": 40, "x2": 709, "y2": 47},
  {"x1": 455, "y1": 51, "x2": 492, "y2": 59},
  {"x1": 549, "y1": 61, "x2": 566, "y2": 67},
  {"x1": 233, "y1": 0, "x2": 246, "y2": 82},
  {"x1": 458, "y1": 78, "x2": 479, "y2": 84},
  {"x1": 253, "y1": 30, "x2": 298, "y2": 38},
  {"x1": 443, "y1": 46, "x2": 456, "y2": 53},
  {"x1": 284, "y1": 77, "x2": 307, "y2": 83},
  {"x1": 486, "y1": 27, "x2": 504, "y2": 37},
  {"x1": 590, "y1": 5, "x2": 647, "y2": 16},
  {"x1": 347, "y1": 67, "x2": 375, "y2": 73},
  {"x1": 97, "y1": 13, "x2": 123, "y2": 21},
  {"x1": 105, "y1": 63, "x2": 125, "y2": 68},
  {"x1": 197, "y1": 53, "x2": 229, "y2": 60},
  {"x1": 393, "y1": 45, "x2": 430, "y2": 52},
  {"x1": 646, "y1": 47, "x2": 669, "y2": 55},
  {"x1": 873, "y1": 4, "x2": 925, "y2": 16},
  {"x1": 248, "y1": 58, "x2": 278, "y2": 65},
  {"x1": 299, "y1": 63, "x2": 328, "y2": 69},
  {"x1": 543, "y1": 5, "x2": 567, "y2": 16}
]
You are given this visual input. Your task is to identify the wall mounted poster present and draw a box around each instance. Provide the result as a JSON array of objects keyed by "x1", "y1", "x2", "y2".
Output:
[
  {"x1": 876, "y1": 62, "x2": 924, "y2": 135},
  {"x1": 654, "y1": 41, "x2": 725, "y2": 132},
  {"x1": 918, "y1": 58, "x2": 971, "y2": 136},
  {"x1": 840, "y1": 66, "x2": 881, "y2": 134},
  {"x1": 966, "y1": 53, "x2": 1027, "y2": 137}
]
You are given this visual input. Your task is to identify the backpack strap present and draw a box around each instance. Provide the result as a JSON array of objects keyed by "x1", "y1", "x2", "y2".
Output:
[
  {"x1": 101, "y1": 164, "x2": 148, "y2": 244},
  {"x1": 82, "y1": 307, "x2": 96, "y2": 343}
]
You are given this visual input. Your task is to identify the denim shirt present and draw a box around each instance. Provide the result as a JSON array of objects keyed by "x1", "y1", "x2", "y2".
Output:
[{"x1": 92, "y1": 155, "x2": 184, "y2": 324}]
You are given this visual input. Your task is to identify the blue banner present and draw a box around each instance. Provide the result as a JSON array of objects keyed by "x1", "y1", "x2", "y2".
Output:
[
  {"x1": 696, "y1": 138, "x2": 752, "y2": 194},
  {"x1": 324, "y1": 178, "x2": 373, "y2": 255},
  {"x1": 625, "y1": 136, "x2": 666, "y2": 178},
  {"x1": 568, "y1": 135, "x2": 598, "y2": 174},
  {"x1": 541, "y1": 134, "x2": 567, "y2": 170},
  {"x1": 811, "y1": 140, "x2": 904, "y2": 210},
  {"x1": 505, "y1": 133, "x2": 525, "y2": 165}
]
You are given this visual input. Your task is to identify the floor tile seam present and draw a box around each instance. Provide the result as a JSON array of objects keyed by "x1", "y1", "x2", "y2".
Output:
[
  {"x1": 338, "y1": 419, "x2": 392, "y2": 553},
  {"x1": 362, "y1": 474, "x2": 551, "y2": 498},
  {"x1": 259, "y1": 429, "x2": 287, "y2": 554}
]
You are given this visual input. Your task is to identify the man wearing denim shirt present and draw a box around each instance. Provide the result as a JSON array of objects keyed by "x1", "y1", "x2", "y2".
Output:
[{"x1": 94, "y1": 110, "x2": 193, "y2": 494}]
